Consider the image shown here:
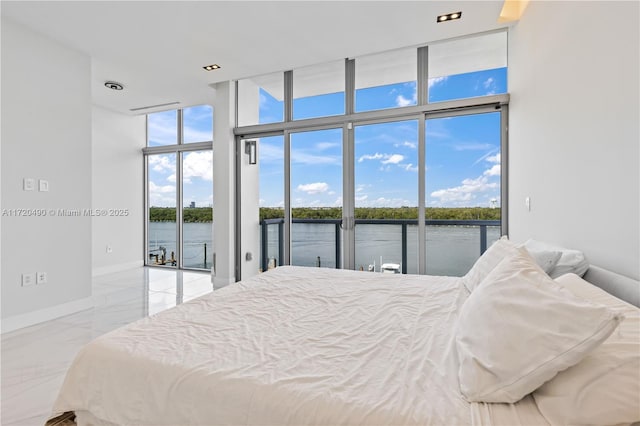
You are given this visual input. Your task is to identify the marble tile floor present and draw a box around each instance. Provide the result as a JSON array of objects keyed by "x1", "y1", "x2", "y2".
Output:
[{"x1": 1, "y1": 267, "x2": 214, "y2": 426}]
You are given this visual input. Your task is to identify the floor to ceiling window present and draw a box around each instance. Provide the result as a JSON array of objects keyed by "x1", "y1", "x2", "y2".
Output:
[
  {"x1": 354, "y1": 120, "x2": 419, "y2": 274},
  {"x1": 144, "y1": 105, "x2": 213, "y2": 271},
  {"x1": 290, "y1": 128, "x2": 343, "y2": 268},
  {"x1": 236, "y1": 30, "x2": 508, "y2": 278}
]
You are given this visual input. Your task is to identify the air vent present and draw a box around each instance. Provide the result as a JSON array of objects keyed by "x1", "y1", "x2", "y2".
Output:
[{"x1": 129, "y1": 102, "x2": 181, "y2": 112}]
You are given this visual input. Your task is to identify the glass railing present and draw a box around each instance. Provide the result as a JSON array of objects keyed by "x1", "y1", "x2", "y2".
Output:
[{"x1": 260, "y1": 218, "x2": 501, "y2": 276}]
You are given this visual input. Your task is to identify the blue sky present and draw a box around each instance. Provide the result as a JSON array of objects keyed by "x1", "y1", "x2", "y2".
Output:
[
  {"x1": 259, "y1": 67, "x2": 506, "y2": 209},
  {"x1": 148, "y1": 105, "x2": 213, "y2": 208},
  {"x1": 147, "y1": 67, "x2": 506, "y2": 210}
]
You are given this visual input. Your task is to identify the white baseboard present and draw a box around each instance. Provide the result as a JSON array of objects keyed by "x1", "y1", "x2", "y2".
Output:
[
  {"x1": 2, "y1": 296, "x2": 94, "y2": 334},
  {"x1": 92, "y1": 260, "x2": 143, "y2": 277}
]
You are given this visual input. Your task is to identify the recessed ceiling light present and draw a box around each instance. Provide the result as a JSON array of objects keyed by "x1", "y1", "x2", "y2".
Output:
[
  {"x1": 437, "y1": 11, "x2": 462, "y2": 23},
  {"x1": 104, "y1": 81, "x2": 124, "y2": 90},
  {"x1": 203, "y1": 64, "x2": 221, "y2": 71}
]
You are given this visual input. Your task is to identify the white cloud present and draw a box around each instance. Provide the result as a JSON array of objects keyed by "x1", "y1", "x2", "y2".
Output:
[
  {"x1": 428, "y1": 76, "x2": 448, "y2": 88},
  {"x1": 430, "y1": 175, "x2": 498, "y2": 203},
  {"x1": 486, "y1": 153, "x2": 500, "y2": 163},
  {"x1": 395, "y1": 95, "x2": 413, "y2": 107},
  {"x1": 484, "y1": 164, "x2": 501, "y2": 177},
  {"x1": 149, "y1": 181, "x2": 175, "y2": 194},
  {"x1": 398, "y1": 141, "x2": 417, "y2": 149},
  {"x1": 358, "y1": 153, "x2": 385, "y2": 163},
  {"x1": 381, "y1": 154, "x2": 404, "y2": 165},
  {"x1": 297, "y1": 182, "x2": 329, "y2": 194},
  {"x1": 183, "y1": 151, "x2": 213, "y2": 181},
  {"x1": 369, "y1": 197, "x2": 413, "y2": 208},
  {"x1": 355, "y1": 195, "x2": 368, "y2": 202},
  {"x1": 149, "y1": 155, "x2": 175, "y2": 173},
  {"x1": 403, "y1": 163, "x2": 418, "y2": 172},
  {"x1": 483, "y1": 77, "x2": 495, "y2": 89}
]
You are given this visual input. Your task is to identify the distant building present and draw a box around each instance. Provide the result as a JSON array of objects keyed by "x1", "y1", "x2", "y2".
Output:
[{"x1": 189, "y1": 201, "x2": 196, "y2": 208}]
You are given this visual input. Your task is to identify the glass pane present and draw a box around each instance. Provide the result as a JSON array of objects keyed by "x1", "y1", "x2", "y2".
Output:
[
  {"x1": 258, "y1": 136, "x2": 285, "y2": 271},
  {"x1": 238, "y1": 72, "x2": 284, "y2": 126},
  {"x1": 293, "y1": 60, "x2": 345, "y2": 120},
  {"x1": 354, "y1": 120, "x2": 419, "y2": 274},
  {"x1": 147, "y1": 110, "x2": 178, "y2": 147},
  {"x1": 428, "y1": 32, "x2": 507, "y2": 103},
  {"x1": 183, "y1": 105, "x2": 213, "y2": 143},
  {"x1": 290, "y1": 128, "x2": 343, "y2": 268},
  {"x1": 147, "y1": 153, "x2": 177, "y2": 268},
  {"x1": 355, "y1": 48, "x2": 417, "y2": 112},
  {"x1": 182, "y1": 150, "x2": 213, "y2": 269},
  {"x1": 425, "y1": 112, "x2": 502, "y2": 276}
]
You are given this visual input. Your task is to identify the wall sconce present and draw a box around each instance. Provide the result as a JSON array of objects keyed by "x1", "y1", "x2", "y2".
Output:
[{"x1": 245, "y1": 140, "x2": 257, "y2": 165}]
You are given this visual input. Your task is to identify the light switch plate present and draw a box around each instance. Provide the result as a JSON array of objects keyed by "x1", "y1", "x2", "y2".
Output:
[
  {"x1": 39, "y1": 179, "x2": 49, "y2": 192},
  {"x1": 23, "y1": 178, "x2": 35, "y2": 191}
]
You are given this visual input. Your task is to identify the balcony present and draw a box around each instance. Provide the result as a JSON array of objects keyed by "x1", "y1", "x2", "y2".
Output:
[{"x1": 261, "y1": 218, "x2": 501, "y2": 276}]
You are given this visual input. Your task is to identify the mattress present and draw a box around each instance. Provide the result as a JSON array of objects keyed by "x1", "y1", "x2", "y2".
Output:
[{"x1": 50, "y1": 266, "x2": 549, "y2": 425}]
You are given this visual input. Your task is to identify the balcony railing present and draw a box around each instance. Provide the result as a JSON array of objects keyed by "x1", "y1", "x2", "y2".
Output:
[{"x1": 260, "y1": 218, "x2": 501, "y2": 274}]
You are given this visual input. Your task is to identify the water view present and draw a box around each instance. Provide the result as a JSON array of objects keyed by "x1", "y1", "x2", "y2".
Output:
[{"x1": 151, "y1": 221, "x2": 499, "y2": 276}]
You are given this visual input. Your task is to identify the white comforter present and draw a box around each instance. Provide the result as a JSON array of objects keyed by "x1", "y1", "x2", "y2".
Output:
[{"x1": 51, "y1": 266, "x2": 547, "y2": 425}]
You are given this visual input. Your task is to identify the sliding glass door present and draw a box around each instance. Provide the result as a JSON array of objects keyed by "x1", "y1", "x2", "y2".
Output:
[
  {"x1": 354, "y1": 120, "x2": 419, "y2": 273},
  {"x1": 147, "y1": 153, "x2": 177, "y2": 268},
  {"x1": 290, "y1": 128, "x2": 343, "y2": 268},
  {"x1": 425, "y1": 111, "x2": 502, "y2": 276}
]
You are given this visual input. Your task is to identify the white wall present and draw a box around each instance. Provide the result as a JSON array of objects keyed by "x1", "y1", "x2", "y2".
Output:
[
  {"x1": 1, "y1": 18, "x2": 93, "y2": 328},
  {"x1": 508, "y1": 1, "x2": 639, "y2": 279},
  {"x1": 212, "y1": 81, "x2": 236, "y2": 288},
  {"x1": 92, "y1": 106, "x2": 145, "y2": 275},
  {"x1": 238, "y1": 80, "x2": 261, "y2": 280}
]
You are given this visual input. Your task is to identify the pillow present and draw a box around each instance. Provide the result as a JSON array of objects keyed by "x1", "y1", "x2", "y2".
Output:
[
  {"x1": 533, "y1": 273, "x2": 640, "y2": 425},
  {"x1": 523, "y1": 248, "x2": 562, "y2": 275},
  {"x1": 463, "y1": 236, "x2": 518, "y2": 292},
  {"x1": 522, "y1": 239, "x2": 589, "y2": 278},
  {"x1": 455, "y1": 247, "x2": 623, "y2": 403}
]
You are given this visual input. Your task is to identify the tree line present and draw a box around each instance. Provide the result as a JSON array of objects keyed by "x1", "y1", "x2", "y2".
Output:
[
  {"x1": 149, "y1": 207, "x2": 212, "y2": 222},
  {"x1": 260, "y1": 207, "x2": 500, "y2": 221},
  {"x1": 150, "y1": 206, "x2": 500, "y2": 222}
]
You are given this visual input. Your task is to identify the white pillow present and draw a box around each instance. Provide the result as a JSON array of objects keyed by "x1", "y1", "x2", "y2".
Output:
[
  {"x1": 522, "y1": 239, "x2": 589, "y2": 278},
  {"x1": 524, "y1": 248, "x2": 562, "y2": 275},
  {"x1": 533, "y1": 273, "x2": 640, "y2": 425},
  {"x1": 463, "y1": 236, "x2": 518, "y2": 292},
  {"x1": 455, "y1": 247, "x2": 623, "y2": 403}
]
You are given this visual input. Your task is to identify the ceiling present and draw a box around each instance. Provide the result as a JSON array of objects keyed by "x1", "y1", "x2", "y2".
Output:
[{"x1": 1, "y1": 1, "x2": 509, "y2": 116}]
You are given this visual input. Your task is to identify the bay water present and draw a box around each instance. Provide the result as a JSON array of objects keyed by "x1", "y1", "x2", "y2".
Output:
[{"x1": 148, "y1": 222, "x2": 501, "y2": 276}]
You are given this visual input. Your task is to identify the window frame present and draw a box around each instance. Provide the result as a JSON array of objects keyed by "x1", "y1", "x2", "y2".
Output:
[
  {"x1": 234, "y1": 30, "x2": 509, "y2": 275},
  {"x1": 143, "y1": 107, "x2": 214, "y2": 271}
]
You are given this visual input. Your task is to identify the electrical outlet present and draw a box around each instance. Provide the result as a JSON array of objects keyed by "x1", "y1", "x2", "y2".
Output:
[
  {"x1": 21, "y1": 273, "x2": 36, "y2": 287},
  {"x1": 106, "y1": 245, "x2": 113, "y2": 254},
  {"x1": 36, "y1": 272, "x2": 48, "y2": 285}
]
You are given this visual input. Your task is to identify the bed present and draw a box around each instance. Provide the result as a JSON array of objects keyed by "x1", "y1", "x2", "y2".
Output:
[{"x1": 48, "y1": 240, "x2": 640, "y2": 426}]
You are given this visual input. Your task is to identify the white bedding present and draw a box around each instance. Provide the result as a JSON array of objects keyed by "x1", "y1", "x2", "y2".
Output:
[{"x1": 51, "y1": 266, "x2": 548, "y2": 425}]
